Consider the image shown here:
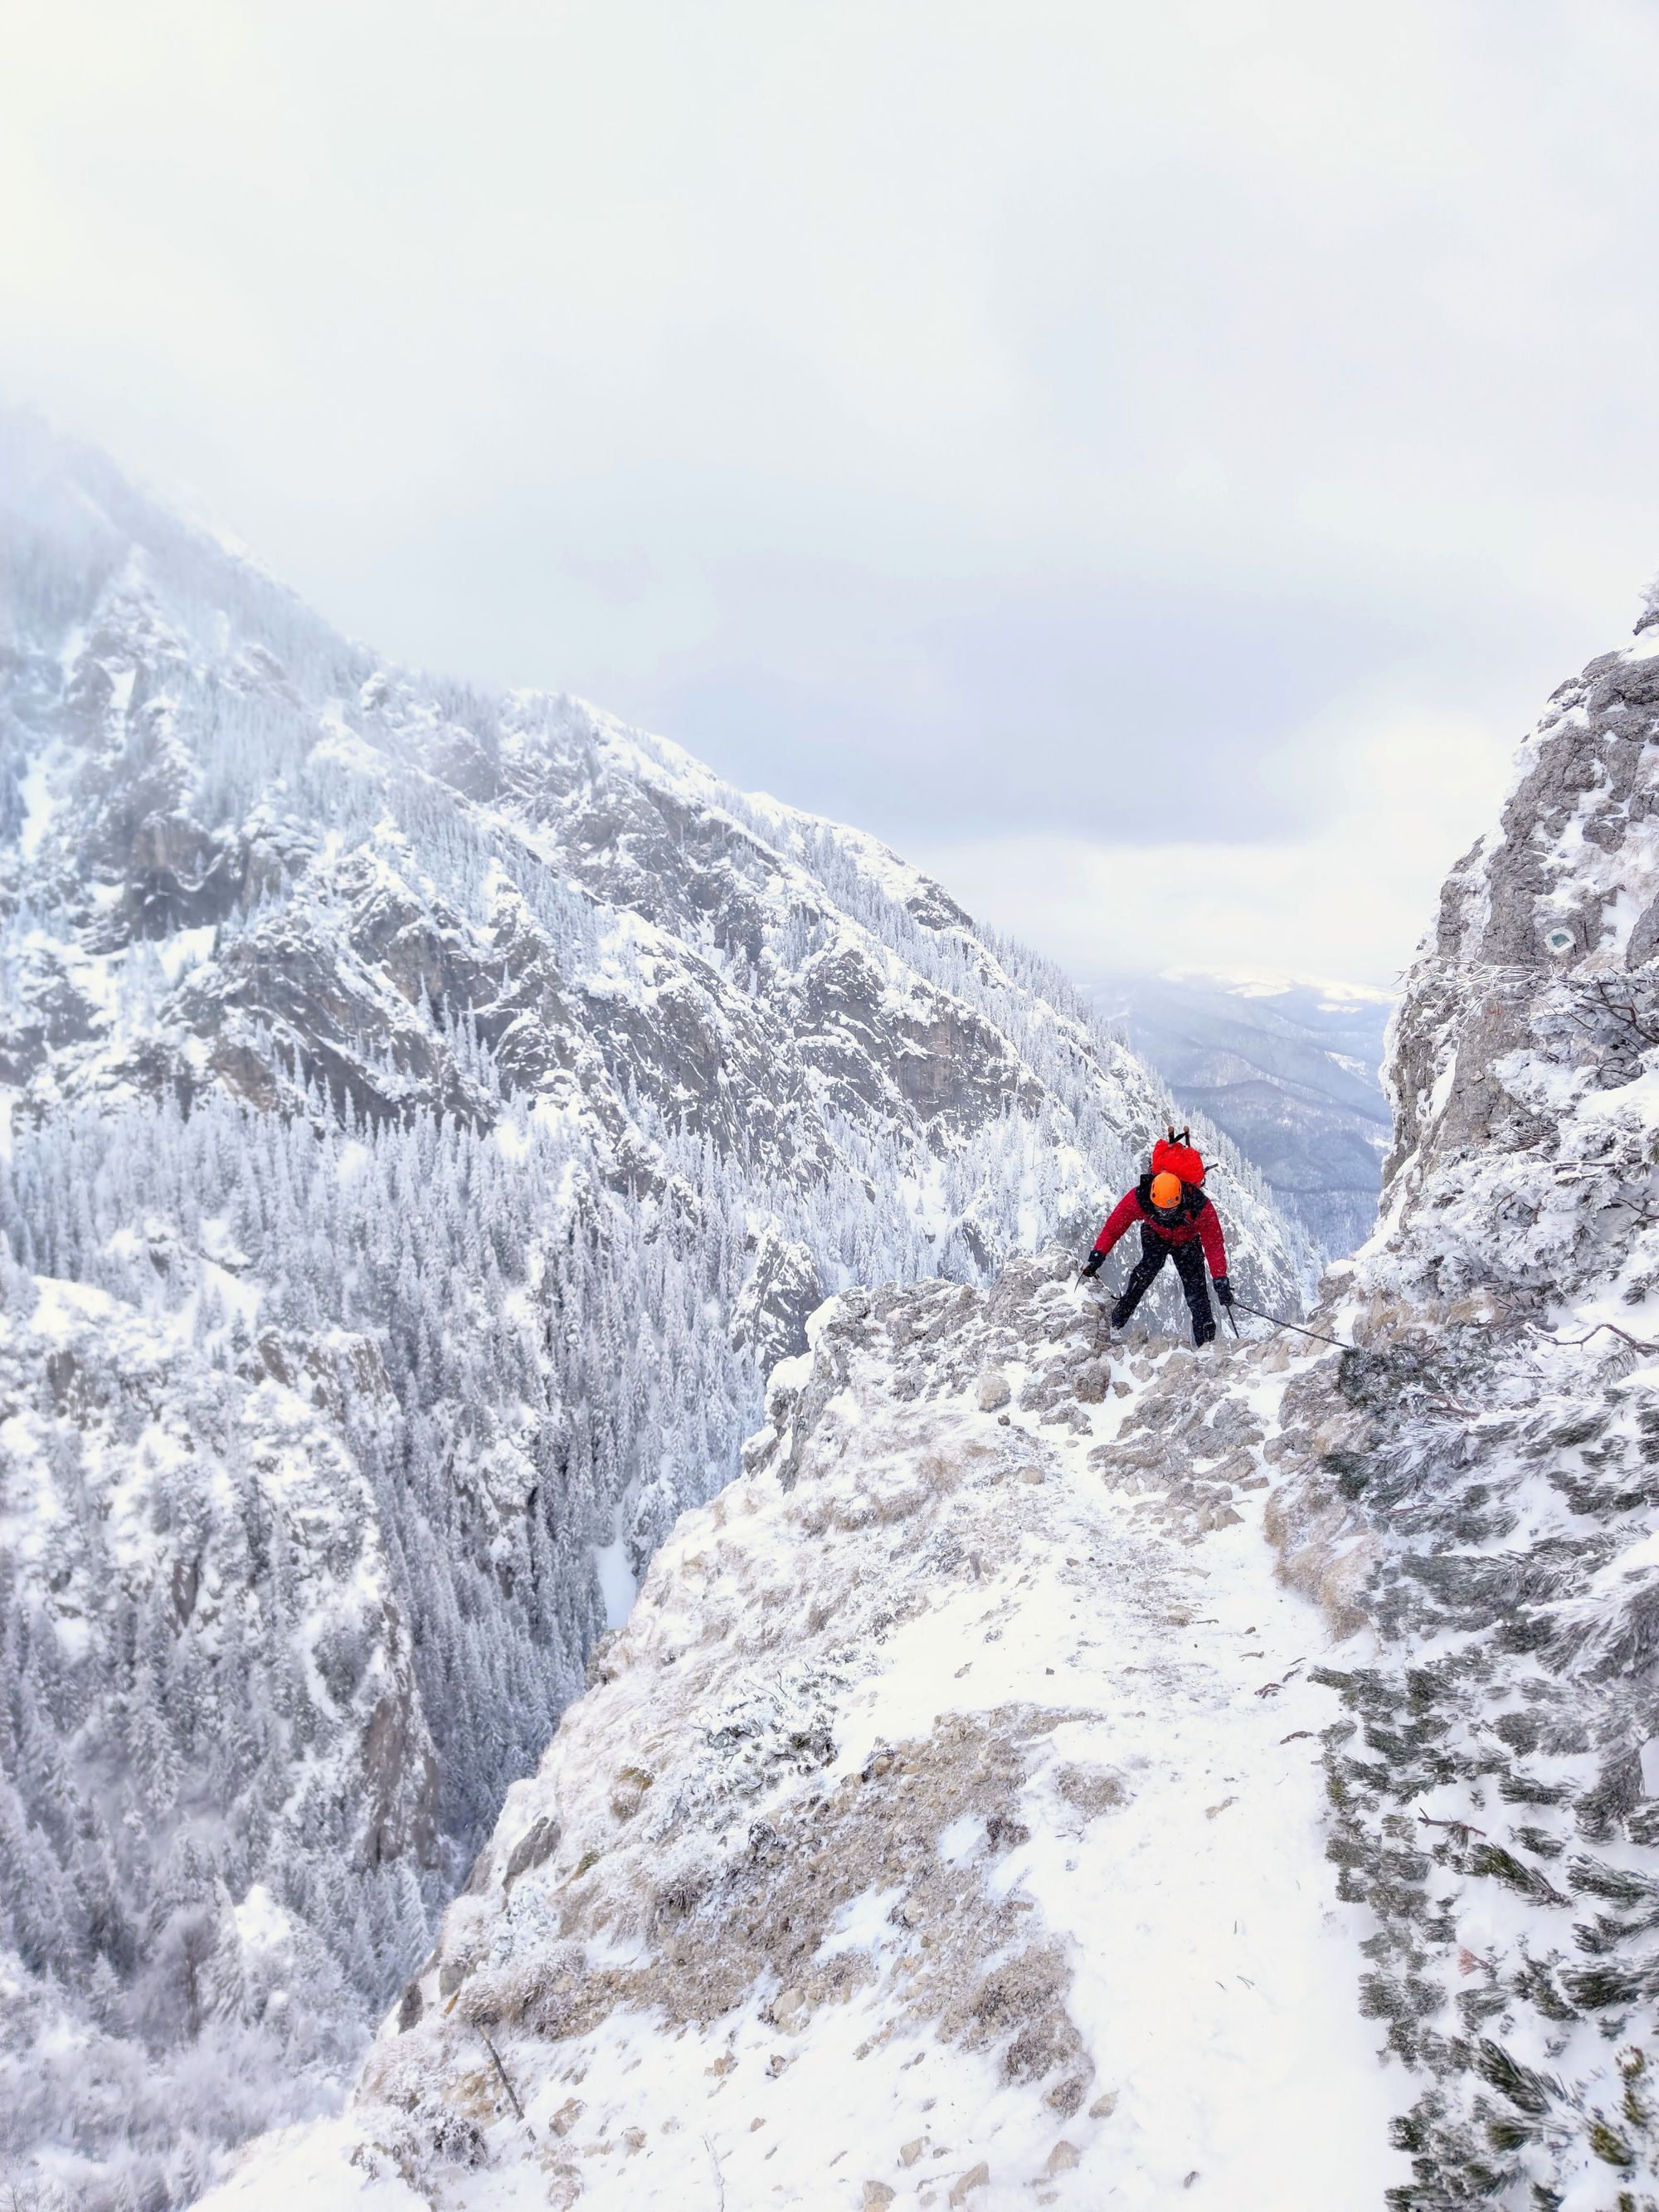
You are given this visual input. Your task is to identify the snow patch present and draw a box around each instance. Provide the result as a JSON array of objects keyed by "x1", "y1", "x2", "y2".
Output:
[
  {"x1": 232, "y1": 1885, "x2": 294, "y2": 1957},
  {"x1": 18, "y1": 752, "x2": 61, "y2": 861},
  {"x1": 594, "y1": 1532, "x2": 637, "y2": 1632}
]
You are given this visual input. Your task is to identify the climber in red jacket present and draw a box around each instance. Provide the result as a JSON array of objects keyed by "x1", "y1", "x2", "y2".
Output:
[{"x1": 1080, "y1": 1131, "x2": 1232, "y2": 1346}]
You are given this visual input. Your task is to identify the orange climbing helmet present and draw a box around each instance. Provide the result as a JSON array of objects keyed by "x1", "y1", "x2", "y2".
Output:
[{"x1": 1149, "y1": 1171, "x2": 1184, "y2": 1211}]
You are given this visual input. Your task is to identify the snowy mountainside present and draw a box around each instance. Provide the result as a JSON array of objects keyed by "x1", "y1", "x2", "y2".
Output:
[
  {"x1": 1097, "y1": 968, "x2": 1394, "y2": 1257},
  {"x1": 202, "y1": 588, "x2": 1659, "y2": 2212},
  {"x1": 0, "y1": 1253, "x2": 431, "y2": 2187},
  {"x1": 201, "y1": 1259, "x2": 1402, "y2": 2212},
  {"x1": 0, "y1": 410, "x2": 1309, "y2": 2209}
]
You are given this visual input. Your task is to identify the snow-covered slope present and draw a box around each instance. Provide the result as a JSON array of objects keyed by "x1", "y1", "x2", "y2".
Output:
[
  {"x1": 201, "y1": 589, "x2": 1659, "y2": 2211},
  {"x1": 1097, "y1": 969, "x2": 1394, "y2": 1257},
  {"x1": 199, "y1": 1262, "x2": 1403, "y2": 2212},
  {"x1": 0, "y1": 412, "x2": 1310, "y2": 2208}
]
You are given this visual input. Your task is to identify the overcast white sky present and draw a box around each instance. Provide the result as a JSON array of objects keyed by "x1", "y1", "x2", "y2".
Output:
[{"x1": 4, "y1": 0, "x2": 1657, "y2": 987}]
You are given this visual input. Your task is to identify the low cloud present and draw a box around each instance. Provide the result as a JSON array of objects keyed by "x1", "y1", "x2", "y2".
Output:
[
  {"x1": 2, "y1": 0, "x2": 1655, "y2": 984},
  {"x1": 912, "y1": 699, "x2": 1516, "y2": 987}
]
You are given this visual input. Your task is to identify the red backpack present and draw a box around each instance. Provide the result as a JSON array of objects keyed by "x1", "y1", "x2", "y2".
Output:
[{"x1": 1151, "y1": 1127, "x2": 1205, "y2": 1187}]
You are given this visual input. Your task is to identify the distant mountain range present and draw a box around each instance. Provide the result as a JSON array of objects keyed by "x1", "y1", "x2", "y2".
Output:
[{"x1": 1093, "y1": 968, "x2": 1394, "y2": 1256}]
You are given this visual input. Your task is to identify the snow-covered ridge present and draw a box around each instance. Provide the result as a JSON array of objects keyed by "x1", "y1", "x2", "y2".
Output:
[
  {"x1": 1160, "y1": 963, "x2": 1396, "y2": 1009},
  {"x1": 202, "y1": 1259, "x2": 1400, "y2": 2212},
  {"x1": 0, "y1": 411, "x2": 1310, "y2": 2207}
]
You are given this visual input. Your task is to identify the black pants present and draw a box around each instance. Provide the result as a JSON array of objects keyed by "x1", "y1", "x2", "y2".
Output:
[{"x1": 1111, "y1": 1226, "x2": 1216, "y2": 1344}]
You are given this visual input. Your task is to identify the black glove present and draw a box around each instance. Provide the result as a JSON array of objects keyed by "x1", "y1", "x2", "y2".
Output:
[
  {"x1": 1080, "y1": 1250, "x2": 1104, "y2": 1279},
  {"x1": 1214, "y1": 1275, "x2": 1233, "y2": 1306}
]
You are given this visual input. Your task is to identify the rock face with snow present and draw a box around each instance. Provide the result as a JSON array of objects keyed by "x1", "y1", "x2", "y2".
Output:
[
  {"x1": 1262, "y1": 604, "x2": 1659, "y2": 2205},
  {"x1": 0, "y1": 412, "x2": 1310, "y2": 2208},
  {"x1": 1097, "y1": 969, "x2": 1394, "y2": 1257}
]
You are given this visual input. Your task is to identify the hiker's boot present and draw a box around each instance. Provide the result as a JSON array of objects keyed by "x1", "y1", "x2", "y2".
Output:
[{"x1": 1194, "y1": 1317, "x2": 1218, "y2": 1347}]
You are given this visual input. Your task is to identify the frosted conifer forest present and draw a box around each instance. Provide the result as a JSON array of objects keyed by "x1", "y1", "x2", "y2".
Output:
[{"x1": 6, "y1": 342, "x2": 1659, "y2": 2212}]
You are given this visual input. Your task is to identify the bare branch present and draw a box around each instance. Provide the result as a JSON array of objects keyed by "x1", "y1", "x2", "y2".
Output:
[
  {"x1": 477, "y1": 2026, "x2": 527, "y2": 2127},
  {"x1": 1543, "y1": 1320, "x2": 1659, "y2": 1356}
]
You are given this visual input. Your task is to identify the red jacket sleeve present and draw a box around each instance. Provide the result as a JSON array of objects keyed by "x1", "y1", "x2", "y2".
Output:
[
  {"x1": 1198, "y1": 1200, "x2": 1227, "y2": 1279},
  {"x1": 1092, "y1": 1190, "x2": 1143, "y2": 1257}
]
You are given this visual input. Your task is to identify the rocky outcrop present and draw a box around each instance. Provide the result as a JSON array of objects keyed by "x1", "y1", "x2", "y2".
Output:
[{"x1": 1262, "y1": 608, "x2": 1659, "y2": 2206}]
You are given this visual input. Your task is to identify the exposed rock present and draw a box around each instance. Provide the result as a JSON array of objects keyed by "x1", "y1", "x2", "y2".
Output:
[
  {"x1": 1054, "y1": 1764, "x2": 1129, "y2": 1818},
  {"x1": 975, "y1": 1368, "x2": 1011, "y2": 1411},
  {"x1": 1261, "y1": 603, "x2": 1659, "y2": 2201},
  {"x1": 502, "y1": 1816, "x2": 561, "y2": 1889}
]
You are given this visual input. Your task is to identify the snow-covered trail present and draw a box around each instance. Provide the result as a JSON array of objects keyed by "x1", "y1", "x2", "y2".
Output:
[
  {"x1": 810, "y1": 1342, "x2": 1404, "y2": 2209},
  {"x1": 202, "y1": 1286, "x2": 1404, "y2": 2212}
]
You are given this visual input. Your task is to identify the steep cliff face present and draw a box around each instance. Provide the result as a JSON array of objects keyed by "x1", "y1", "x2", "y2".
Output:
[
  {"x1": 0, "y1": 412, "x2": 1310, "y2": 2209},
  {"x1": 1263, "y1": 607, "x2": 1659, "y2": 2206}
]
